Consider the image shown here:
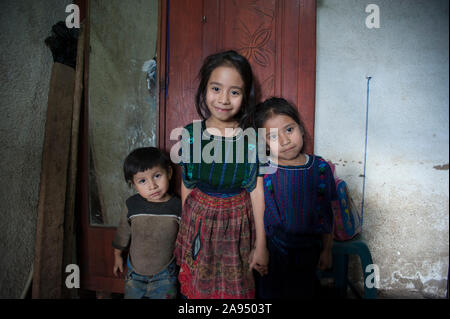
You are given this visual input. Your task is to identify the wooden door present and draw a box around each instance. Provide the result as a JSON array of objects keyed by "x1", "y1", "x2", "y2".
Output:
[{"x1": 160, "y1": 0, "x2": 317, "y2": 196}]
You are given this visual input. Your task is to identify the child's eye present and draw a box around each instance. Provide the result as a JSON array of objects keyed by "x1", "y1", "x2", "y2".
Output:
[
  {"x1": 268, "y1": 134, "x2": 278, "y2": 141},
  {"x1": 138, "y1": 179, "x2": 146, "y2": 184},
  {"x1": 286, "y1": 126, "x2": 294, "y2": 133},
  {"x1": 231, "y1": 90, "x2": 241, "y2": 96},
  {"x1": 211, "y1": 87, "x2": 220, "y2": 92},
  {"x1": 154, "y1": 173, "x2": 161, "y2": 179}
]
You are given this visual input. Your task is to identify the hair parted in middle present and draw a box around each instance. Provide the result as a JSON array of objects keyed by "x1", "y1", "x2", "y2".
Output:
[{"x1": 195, "y1": 50, "x2": 256, "y2": 129}]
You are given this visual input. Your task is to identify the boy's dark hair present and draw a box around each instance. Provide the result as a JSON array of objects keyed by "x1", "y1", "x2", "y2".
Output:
[
  {"x1": 123, "y1": 147, "x2": 172, "y2": 185},
  {"x1": 195, "y1": 50, "x2": 255, "y2": 129},
  {"x1": 254, "y1": 97, "x2": 309, "y2": 147}
]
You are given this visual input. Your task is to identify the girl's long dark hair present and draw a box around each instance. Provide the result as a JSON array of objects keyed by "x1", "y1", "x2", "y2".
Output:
[{"x1": 195, "y1": 50, "x2": 255, "y2": 129}]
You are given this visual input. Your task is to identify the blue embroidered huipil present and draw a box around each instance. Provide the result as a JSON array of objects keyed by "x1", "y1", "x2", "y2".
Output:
[{"x1": 261, "y1": 155, "x2": 337, "y2": 253}]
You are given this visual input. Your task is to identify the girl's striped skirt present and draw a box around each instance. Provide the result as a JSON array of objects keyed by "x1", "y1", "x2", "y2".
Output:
[{"x1": 174, "y1": 187, "x2": 256, "y2": 299}]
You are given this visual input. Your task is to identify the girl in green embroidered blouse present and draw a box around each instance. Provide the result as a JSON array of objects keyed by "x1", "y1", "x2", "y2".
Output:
[{"x1": 176, "y1": 51, "x2": 269, "y2": 292}]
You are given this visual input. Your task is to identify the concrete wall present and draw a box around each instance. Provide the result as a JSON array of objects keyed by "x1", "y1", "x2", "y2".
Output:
[
  {"x1": 315, "y1": 0, "x2": 449, "y2": 297},
  {"x1": 0, "y1": 0, "x2": 70, "y2": 298}
]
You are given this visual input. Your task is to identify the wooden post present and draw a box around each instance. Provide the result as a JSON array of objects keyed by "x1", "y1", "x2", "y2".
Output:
[
  {"x1": 32, "y1": 62, "x2": 75, "y2": 298},
  {"x1": 61, "y1": 23, "x2": 85, "y2": 299}
]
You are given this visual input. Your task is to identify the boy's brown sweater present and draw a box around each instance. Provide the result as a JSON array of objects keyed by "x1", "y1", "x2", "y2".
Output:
[{"x1": 113, "y1": 194, "x2": 181, "y2": 276}]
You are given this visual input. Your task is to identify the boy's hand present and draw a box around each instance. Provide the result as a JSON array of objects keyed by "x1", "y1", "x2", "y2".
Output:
[
  {"x1": 318, "y1": 248, "x2": 333, "y2": 271},
  {"x1": 113, "y1": 255, "x2": 124, "y2": 277},
  {"x1": 249, "y1": 246, "x2": 269, "y2": 276}
]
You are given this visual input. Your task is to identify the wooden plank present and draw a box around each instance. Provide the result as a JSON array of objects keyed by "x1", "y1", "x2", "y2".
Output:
[
  {"x1": 157, "y1": 0, "x2": 168, "y2": 149},
  {"x1": 79, "y1": 3, "x2": 91, "y2": 290},
  {"x1": 61, "y1": 23, "x2": 85, "y2": 299},
  {"x1": 32, "y1": 62, "x2": 75, "y2": 299},
  {"x1": 75, "y1": 0, "x2": 87, "y2": 23}
]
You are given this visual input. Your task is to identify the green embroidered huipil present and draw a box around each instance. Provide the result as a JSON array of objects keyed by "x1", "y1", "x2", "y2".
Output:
[{"x1": 178, "y1": 121, "x2": 258, "y2": 196}]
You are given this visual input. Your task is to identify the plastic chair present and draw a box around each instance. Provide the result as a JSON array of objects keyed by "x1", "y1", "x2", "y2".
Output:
[{"x1": 320, "y1": 234, "x2": 377, "y2": 299}]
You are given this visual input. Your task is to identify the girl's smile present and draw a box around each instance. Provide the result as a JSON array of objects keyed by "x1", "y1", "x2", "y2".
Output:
[
  {"x1": 205, "y1": 66, "x2": 244, "y2": 130},
  {"x1": 214, "y1": 107, "x2": 233, "y2": 112}
]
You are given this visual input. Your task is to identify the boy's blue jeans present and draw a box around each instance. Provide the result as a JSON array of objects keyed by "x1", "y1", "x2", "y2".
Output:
[{"x1": 124, "y1": 258, "x2": 178, "y2": 299}]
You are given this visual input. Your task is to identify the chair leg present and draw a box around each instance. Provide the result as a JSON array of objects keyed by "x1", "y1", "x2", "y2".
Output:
[
  {"x1": 333, "y1": 253, "x2": 349, "y2": 298},
  {"x1": 355, "y1": 241, "x2": 377, "y2": 299}
]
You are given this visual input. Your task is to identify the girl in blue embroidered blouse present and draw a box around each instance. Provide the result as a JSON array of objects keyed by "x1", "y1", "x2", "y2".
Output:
[{"x1": 254, "y1": 97, "x2": 337, "y2": 299}]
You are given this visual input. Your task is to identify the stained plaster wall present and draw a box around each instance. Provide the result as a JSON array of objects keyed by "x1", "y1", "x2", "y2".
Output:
[
  {"x1": 0, "y1": 0, "x2": 71, "y2": 298},
  {"x1": 315, "y1": 0, "x2": 449, "y2": 297},
  {"x1": 88, "y1": 0, "x2": 158, "y2": 227}
]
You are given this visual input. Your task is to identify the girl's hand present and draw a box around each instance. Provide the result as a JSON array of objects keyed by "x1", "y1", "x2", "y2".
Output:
[
  {"x1": 113, "y1": 255, "x2": 124, "y2": 277},
  {"x1": 318, "y1": 248, "x2": 333, "y2": 271},
  {"x1": 249, "y1": 246, "x2": 269, "y2": 276}
]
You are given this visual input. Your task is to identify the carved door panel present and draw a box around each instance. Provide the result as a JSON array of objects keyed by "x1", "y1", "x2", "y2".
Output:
[{"x1": 162, "y1": 0, "x2": 317, "y2": 185}]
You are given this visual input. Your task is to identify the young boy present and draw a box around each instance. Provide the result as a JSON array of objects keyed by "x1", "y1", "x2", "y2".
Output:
[{"x1": 112, "y1": 147, "x2": 181, "y2": 299}]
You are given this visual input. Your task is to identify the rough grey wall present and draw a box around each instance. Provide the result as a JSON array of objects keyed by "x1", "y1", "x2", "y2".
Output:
[
  {"x1": 0, "y1": 0, "x2": 70, "y2": 298},
  {"x1": 315, "y1": 0, "x2": 449, "y2": 298}
]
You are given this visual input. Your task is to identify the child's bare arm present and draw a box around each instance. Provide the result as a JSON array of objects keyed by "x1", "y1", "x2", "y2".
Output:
[
  {"x1": 322, "y1": 232, "x2": 333, "y2": 251},
  {"x1": 318, "y1": 233, "x2": 333, "y2": 270},
  {"x1": 249, "y1": 177, "x2": 269, "y2": 276},
  {"x1": 112, "y1": 205, "x2": 130, "y2": 277},
  {"x1": 113, "y1": 248, "x2": 124, "y2": 277}
]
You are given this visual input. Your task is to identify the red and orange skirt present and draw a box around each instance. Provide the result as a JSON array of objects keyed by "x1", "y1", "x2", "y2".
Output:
[{"x1": 174, "y1": 188, "x2": 256, "y2": 299}]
